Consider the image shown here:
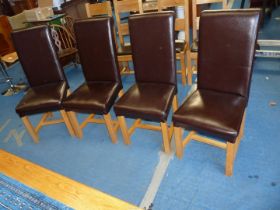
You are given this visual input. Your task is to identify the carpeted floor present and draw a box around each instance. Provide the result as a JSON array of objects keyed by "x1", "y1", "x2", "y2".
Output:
[{"x1": 0, "y1": 4, "x2": 280, "y2": 210}]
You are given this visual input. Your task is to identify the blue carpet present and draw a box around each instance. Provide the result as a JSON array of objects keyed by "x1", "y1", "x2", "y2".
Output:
[{"x1": 0, "y1": 173, "x2": 72, "y2": 210}]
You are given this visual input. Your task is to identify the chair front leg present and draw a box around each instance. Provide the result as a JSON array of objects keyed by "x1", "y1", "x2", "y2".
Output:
[
  {"x1": 21, "y1": 116, "x2": 39, "y2": 143},
  {"x1": 104, "y1": 113, "x2": 118, "y2": 144},
  {"x1": 225, "y1": 142, "x2": 235, "y2": 176},
  {"x1": 67, "y1": 111, "x2": 83, "y2": 139},
  {"x1": 160, "y1": 122, "x2": 171, "y2": 153},
  {"x1": 174, "y1": 126, "x2": 183, "y2": 158},
  {"x1": 60, "y1": 110, "x2": 75, "y2": 137},
  {"x1": 117, "y1": 116, "x2": 131, "y2": 145}
]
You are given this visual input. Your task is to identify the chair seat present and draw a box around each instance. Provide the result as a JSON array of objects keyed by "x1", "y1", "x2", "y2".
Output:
[
  {"x1": 114, "y1": 83, "x2": 176, "y2": 122},
  {"x1": 173, "y1": 89, "x2": 247, "y2": 142},
  {"x1": 175, "y1": 40, "x2": 186, "y2": 53},
  {"x1": 16, "y1": 81, "x2": 67, "y2": 117},
  {"x1": 117, "y1": 45, "x2": 132, "y2": 56},
  {"x1": 63, "y1": 82, "x2": 122, "y2": 114}
]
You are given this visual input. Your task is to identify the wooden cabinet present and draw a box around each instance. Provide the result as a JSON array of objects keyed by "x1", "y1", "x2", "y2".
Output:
[{"x1": 0, "y1": 15, "x2": 14, "y2": 56}]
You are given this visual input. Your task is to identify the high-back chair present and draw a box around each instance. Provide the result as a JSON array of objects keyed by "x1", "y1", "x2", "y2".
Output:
[
  {"x1": 172, "y1": 9, "x2": 261, "y2": 176},
  {"x1": 63, "y1": 17, "x2": 123, "y2": 143},
  {"x1": 12, "y1": 26, "x2": 75, "y2": 142},
  {"x1": 158, "y1": 0, "x2": 190, "y2": 85},
  {"x1": 85, "y1": 1, "x2": 113, "y2": 17},
  {"x1": 113, "y1": 0, "x2": 143, "y2": 74},
  {"x1": 188, "y1": 0, "x2": 228, "y2": 85},
  {"x1": 114, "y1": 12, "x2": 178, "y2": 153},
  {"x1": 49, "y1": 24, "x2": 78, "y2": 68}
]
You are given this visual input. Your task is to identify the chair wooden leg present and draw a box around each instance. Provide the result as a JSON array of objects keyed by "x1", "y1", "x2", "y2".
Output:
[
  {"x1": 180, "y1": 53, "x2": 187, "y2": 86},
  {"x1": 67, "y1": 111, "x2": 83, "y2": 139},
  {"x1": 160, "y1": 122, "x2": 171, "y2": 153},
  {"x1": 21, "y1": 116, "x2": 39, "y2": 143},
  {"x1": 172, "y1": 95, "x2": 178, "y2": 113},
  {"x1": 174, "y1": 127, "x2": 183, "y2": 158},
  {"x1": 60, "y1": 110, "x2": 75, "y2": 137},
  {"x1": 104, "y1": 113, "x2": 118, "y2": 144},
  {"x1": 117, "y1": 116, "x2": 131, "y2": 145},
  {"x1": 187, "y1": 51, "x2": 192, "y2": 85},
  {"x1": 225, "y1": 142, "x2": 235, "y2": 176}
]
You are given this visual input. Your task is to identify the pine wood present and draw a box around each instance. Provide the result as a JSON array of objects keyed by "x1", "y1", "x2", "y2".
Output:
[
  {"x1": 85, "y1": 2, "x2": 113, "y2": 17},
  {"x1": 104, "y1": 113, "x2": 118, "y2": 143},
  {"x1": 21, "y1": 116, "x2": 39, "y2": 143},
  {"x1": 0, "y1": 149, "x2": 141, "y2": 210},
  {"x1": 22, "y1": 110, "x2": 75, "y2": 142},
  {"x1": 118, "y1": 116, "x2": 131, "y2": 144},
  {"x1": 158, "y1": 0, "x2": 190, "y2": 85},
  {"x1": 189, "y1": 0, "x2": 228, "y2": 84},
  {"x1": 161, "y1": 122, "x2": 171, "y2": 153}
]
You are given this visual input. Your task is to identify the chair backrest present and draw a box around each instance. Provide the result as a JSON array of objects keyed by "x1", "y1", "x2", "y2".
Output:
[
  {"x1": 192, "y1": 0, "x2": 227, "y2": 41},
  {"x1": 74, "y1": 17, "x2": 121, "y2": 84},
  {"x1": 113, "y1": 0, "x2": 142, "y2": 47},
  {"x1": 197, "y1": 9, "x2": 261, "y2": 98},
  {"x1": 85, "y1": 2, "x2": 113, "y2": 17},
  {"x1": 129, "y1": 12, "x2": 177, "y2": 86},
  {"x1": 158, "y1": 0, "x2": 189, "y2": 42},
  {"x1": 49, "y1": 24, "x2": 76, "y2": 52},
  {"x1": 12, "y1": 26, "x2": 66, "y2": 87},
  {"x1": 63, "y1": 15, "x2": 75, "y2": 38}
]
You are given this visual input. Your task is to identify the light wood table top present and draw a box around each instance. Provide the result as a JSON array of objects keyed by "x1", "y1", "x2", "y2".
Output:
[{"x1": 0, "y1": 149, "x2": 141, "y2": 210}]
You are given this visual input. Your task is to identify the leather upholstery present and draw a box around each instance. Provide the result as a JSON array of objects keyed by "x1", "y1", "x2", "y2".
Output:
[
  {"x1": 12, "y1": 26, "x2": 66, "y2": 88},
  {"x1": 73, "y1": 17, "x2": 121, "y2": 84},
  {"x1": 63, "y1": 17, "x2": 122, "y2": 114},
  {"x1": 12, "y1": 26, "x2": 68, "y2": 117},
  {"x1": 114, "y1": 12, "x2": 177, "y2": 122},
  {"x1": 173, "y1": 89, "x2": 247, "y2": 142},
  {"x1": 16, "y1": 82, "x2": 67, "y2": 117},
  {"x1": 63, "y1": 82, "x2": 121, "y2": 114},
  {"x1": 114, "y1": 83, "x2": 176, "y2": 122},
  {"x1": 173, "y1": 10, "x2": 260, "y2": 142},
  {"x1": 129, "y1": 12, "x2": 177, "y2": 87},
  {"x1": 198, "y1": 10, "x2": 260, "y2": 98}
]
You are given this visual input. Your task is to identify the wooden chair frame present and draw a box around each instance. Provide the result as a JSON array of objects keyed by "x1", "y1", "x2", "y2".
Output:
[
  {"x1": 66, "y1": 90, "x2": 124, "y2": 143},
  {"x1": 188, "y1": 0, "x2": 228, "y2": 85},
  {"x1": 117, "y1": 95, "x2": 178, "y2": 153},
  {"x1": 174, "y1": 112, "x2": 246, "y2": 176},
  {"x1": 113, "y1": 0, "x2": 143, "y2": 74},
  {"x1": 21, "y1": 90, "x2": 75, "y2": 143},
  {"x1": 158, "y1": 0, "x2": 190, "y2": 85},
  {"x1": 21, "y1": 110, "x2": 75, "y2": 143}
]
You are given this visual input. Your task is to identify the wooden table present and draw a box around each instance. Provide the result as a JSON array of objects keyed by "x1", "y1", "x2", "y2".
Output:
[{"x1": 0, "y1": 149, "x2": 141, "y2": 210}]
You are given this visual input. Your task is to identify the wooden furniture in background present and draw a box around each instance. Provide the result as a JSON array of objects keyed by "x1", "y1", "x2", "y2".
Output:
[
  {"x1": 0, "y1": 15, "x2": 14, "y2": 55},
  {"x1": 0, "y1": 149, "x2": 141, "y2": 210},
  {"x1": 158, "y1": 0, "x2": 190, "y2": 85},
  {"x1": 61, "y1": 0, "x2": 89, "y2": 19},
  {"x1": 188, "y1": 0, "x2": 227, "y2": 85},
  {"x1": 85, "y1": 1, "x2": 112, "y2": 17},
  {"x1": 49, "y1": 24, "x2": 78, "y2": 67}
]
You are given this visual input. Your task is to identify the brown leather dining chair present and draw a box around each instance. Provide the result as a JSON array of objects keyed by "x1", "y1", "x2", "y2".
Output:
[
  {"x1": 63, "y1": 17, "x2": 123, "y2": 143},
  {"x1": 114, "y1": 12, "x2": 178, "y2": 153},
  {"x1": 12, "y1": 26, "x2": 75, "y2": 143},
  {"x1": 172, "y1": 9, "x2": 261, "y2": 176}
]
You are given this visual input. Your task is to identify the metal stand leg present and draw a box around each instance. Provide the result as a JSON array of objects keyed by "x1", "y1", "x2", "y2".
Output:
[{"x1": 0, "y1": 61, "x2": 27, "y2": 96}]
